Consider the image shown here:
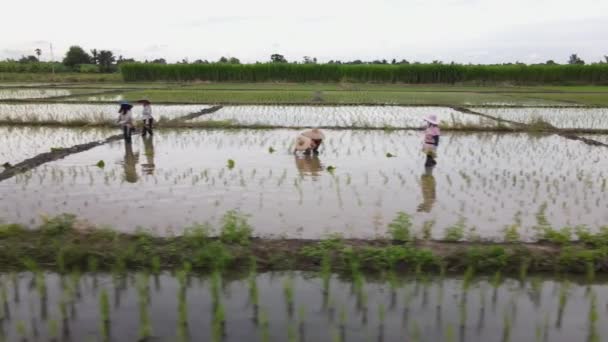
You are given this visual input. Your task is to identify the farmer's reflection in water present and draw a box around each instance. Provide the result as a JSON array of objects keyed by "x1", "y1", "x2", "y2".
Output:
[
  {"x1": 141, "y1": 136, "x2": 156, "y2": 175},
  {"x1": 294, "y1": 155, "x2": 323, "y2": 177},
  {"x1": 417, "y1": 167, "x2": 436, "y2": 212},
  {"x1": 123, "y1": 142, "x2": 139, "y2": 183}
]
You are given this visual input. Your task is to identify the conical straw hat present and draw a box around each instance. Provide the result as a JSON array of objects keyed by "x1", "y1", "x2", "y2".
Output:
[
  {"x1": 301, "y1": 128, "x2": 325, "y2": 140},
  {"x1": 423, "y1": 114, "x2": 439, "y2": 125},
  {"x1": 294, "y1": 135, "x2": 313, "y2": 151}
]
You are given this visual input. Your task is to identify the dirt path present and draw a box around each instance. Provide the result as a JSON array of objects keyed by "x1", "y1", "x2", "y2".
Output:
[
  {"x1": 452, "y1": 106, "x2": 608, "y2": 148},
  {"x1": 0, "y1": 105, "x2": 223, "y2": 182}
]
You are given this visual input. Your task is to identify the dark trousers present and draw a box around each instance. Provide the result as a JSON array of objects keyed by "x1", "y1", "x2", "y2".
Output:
[
  {"x1": 142, "y1": 118, "x2": 154, "y2": 137},
  {"x1": 425, "y1": 154, "x2": 437, "y2": 167},
  {"x1": 123, "y1": 126, "x2": 133, "y2": 141}
]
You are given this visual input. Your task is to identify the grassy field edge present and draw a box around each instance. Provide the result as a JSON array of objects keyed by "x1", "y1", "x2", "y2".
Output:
[{"x1": 1, "y1": 214, "x2": 606, "y2": 275}]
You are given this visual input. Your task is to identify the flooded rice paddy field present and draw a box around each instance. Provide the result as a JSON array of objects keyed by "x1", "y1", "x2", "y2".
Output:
[
  {"x1": 581, "y1": 134, "x2": 608, "y2": 145},
  {"x1": 0, "y1": 126, "x2": 113, "y2": 165},
  {"x1": 1, "y1": 128, "x2": 606, "y2": 239},
  {"x1": 0, "y1": 88, "x2": 104, "y2": 100},
  {"x1": 474, "y1": 107, "x2": 608, "y2": 130},
  {"x1": 0, "y1": 103, "x2": 209, "y2": 124},
  {"x1": 0, "y1": 271, "x2": 606, "y2": 342},
  {"x1": 191, "y1": 106, "x2": 503, "y2": 128},
  {"x1": 64, "y1": 94, "x2": 126, "y2": 102}
]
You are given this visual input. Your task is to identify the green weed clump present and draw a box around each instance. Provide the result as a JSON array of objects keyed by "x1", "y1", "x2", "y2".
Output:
[
  {"x1": 387, "y1": 212, "x2": 413, "y2": 242},
  {"x1": 444, "y1": 219, "x2": 466, "y2": 242},
  {"x1": 219, "y1": 210, "x2": 252, "y2": 245}
]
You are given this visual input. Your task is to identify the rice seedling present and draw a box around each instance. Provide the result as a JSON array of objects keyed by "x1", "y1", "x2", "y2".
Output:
[
  {"x1": 176, "y1": 267, "x2": 189, "y2": 342},
  {"x1": 136, "y1": 272, "x2": 152, "y2": 340},
  {"x1": 283, "y1": 274, "x2": 295, "y2": 318},
  {"x1": 212, "y1": 300, "x2": 225, "y2": 342},
  {"x1": 259, "y1": 309, "x2": 270, "y2": 342},
  {"x1": 587, "y1": 291, "x2": 599, "y2": 342},
  {"x1": 298, "y1": 306, "x2": 307, "y2": 342},
  {"x1": 48, "y1": 319, "x2": 59, "y2": 342},
  {"x1": 16, "y1": 320, "x2": 27, "y2": 341},
  {"x1": 502, "y1": 309, "x2": 512, "y2": 342},
  {"x1": 99, "y1": 289, "x2": 110, "y2": 341}
]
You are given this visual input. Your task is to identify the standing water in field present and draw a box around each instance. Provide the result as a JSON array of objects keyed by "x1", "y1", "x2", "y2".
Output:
[
  {"x1": 0, "y1": 271, "x2": 605, "y2": 342},
  {"x1": 1, "y1": 128, "x2": 607, "y2": 240}
]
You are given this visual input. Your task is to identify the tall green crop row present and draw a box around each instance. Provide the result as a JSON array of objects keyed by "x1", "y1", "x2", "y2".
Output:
[
  {"x1": 120, "y1": 63, "x2": 608, "y2": 84},
  {"x1": 0, "y1": 62, "x2": 70, "y2": 73}
]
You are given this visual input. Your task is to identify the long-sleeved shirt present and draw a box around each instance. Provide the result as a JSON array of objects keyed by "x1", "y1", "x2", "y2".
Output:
[
  {"x1": 141, "y1": 106, "x2": 153, "y2": 120},
  {"x1": 423, "y1": 126, "x2": 440, "y2": 146},
  {"x1": 117, "y1": 110, "x2": 133, "y2": 126}
]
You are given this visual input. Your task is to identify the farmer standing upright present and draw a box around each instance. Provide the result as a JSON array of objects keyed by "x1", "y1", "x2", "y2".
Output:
[
  {"x1": 117, "y1": 102, "x2": 134, "y2": 142},
  {"x1": 138, "y1": 99, "x2": 154, "y2": 137},
  {"x1": 422, "y1": 114, "x2": 440, "y2": 167}
]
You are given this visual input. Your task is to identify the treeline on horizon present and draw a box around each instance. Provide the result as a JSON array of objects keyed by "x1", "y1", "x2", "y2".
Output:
[
  {"x1": 2, "y1": 45, "x2": 608, "y2": 84},
  {"x1": 121, "y1": 63, "x2": 608, "y2": 84}
]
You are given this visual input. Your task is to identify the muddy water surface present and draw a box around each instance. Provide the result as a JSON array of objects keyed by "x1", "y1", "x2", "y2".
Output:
[
  {"x1": 475, "y1": 107, "x2": 608, "y2": 130},
  {"x1": 0, "y1": 272, "x2": 604, "y2": 342},
  {"x1": 193, "y1": 106, "x2": 502, "y2": 128},
  {"x1": 0, "y1": 129, "x2": 606, "y2": 239}
]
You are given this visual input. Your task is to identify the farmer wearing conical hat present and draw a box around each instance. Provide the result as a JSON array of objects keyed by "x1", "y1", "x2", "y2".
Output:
[
  {"x1": 422, "y1": 114, "x2": 440, "y2": 167},
  {"x1": 117, "y1": 101, "x2": 134, "y2": 142},
  {"x1": 293, "y1": 135, "x2": 313, "y2": 154},
  {"x1": 300, "y1": 128, "x2": 325, "y2": 155}
]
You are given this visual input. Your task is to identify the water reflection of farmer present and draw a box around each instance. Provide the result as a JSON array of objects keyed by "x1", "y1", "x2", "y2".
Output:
[
  {"x1": 417, "y1": 167, "x2": 436, "y2": 213},
  {"x1": 294, "y1": 155, "x2": 323, "y2": 177},
  {"x1": 141, "y1": 136, "x2": 156, "y2": 175},
  {"x1": 123, "y1": 142, "x2": 139, "y2": 183}
]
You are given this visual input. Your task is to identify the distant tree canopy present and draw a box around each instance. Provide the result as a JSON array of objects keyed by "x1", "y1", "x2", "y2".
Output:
[
  {"x1": 303, "y1": 56, "x2": 317, "y2": 64},
  {"x1": 271, "y1": 54, "x2": 287, "y2": 63},
  {"x1": 63, "y1": 46, "x2": 92, "y2": 67},
  {"x1": 19, "y1": 55, "x2": 39, "y2": 63},
  {"x1": 97, "y1": 50, "x2": 115, "y2": 72},
  {"x1": 568, "y1": 53, "x2": 585, "y2": 65}
]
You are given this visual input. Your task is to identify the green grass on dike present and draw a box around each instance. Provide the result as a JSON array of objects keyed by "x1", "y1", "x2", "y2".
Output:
[{"x1": 1, "y1": 212, "x2": 607, "y2": 274}]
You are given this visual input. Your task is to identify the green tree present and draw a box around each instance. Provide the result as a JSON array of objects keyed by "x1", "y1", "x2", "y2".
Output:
[
  {"x1": 19, "y1": 55, "x2": 38, "y2": 63},
  {"x1": 568, "y1": 53, "x2": 585, "y2": 65},
  {"x1": 34, "y1": 48, "x2": 42, "y2": 60},
  {"x1": 218, "y1": 56, "x2": 229, "y2": 63},
  {"x1": 97, "y1": 50, "x2": 115, "y2": 72},
  {"x1": 228, "y1": 57, "x2": 240, "y2": 64},
  {"x1": 270, "y1": 54, "x2": 287, "y2": 63},
  {"x1": 63, "y1": 46, "x2": 91, "y2": 67},
  {"x1": 545, "y1": 60, "x2": 557, "y2": 65}
]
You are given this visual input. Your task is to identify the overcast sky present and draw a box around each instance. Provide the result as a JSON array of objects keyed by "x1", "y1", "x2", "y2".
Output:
[{"x1": 2, "y1": 0, "x2": 607, "y2": 64}]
